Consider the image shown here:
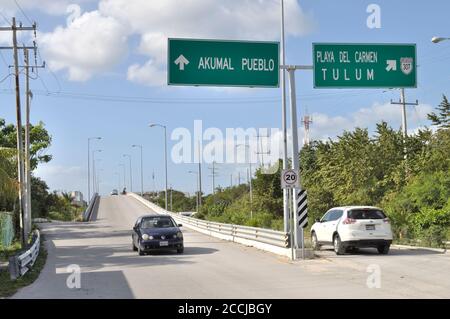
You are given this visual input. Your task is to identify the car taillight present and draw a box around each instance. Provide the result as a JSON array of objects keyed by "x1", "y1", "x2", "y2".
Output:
[
  {"x1": 383, "y1": 218, "x2": 390, "y2": 223},
  {"x1": 343, "y1": 218, "x2": 357, "y2": 225}
]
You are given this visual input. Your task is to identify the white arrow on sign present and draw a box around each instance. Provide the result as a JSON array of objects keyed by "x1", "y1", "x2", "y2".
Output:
[
  {"x1": 386, "y1": 60, "x2": 397, "y2": 72},
  {"x1": 174, "y1": 54, "x2": 189, "y2": 71}
]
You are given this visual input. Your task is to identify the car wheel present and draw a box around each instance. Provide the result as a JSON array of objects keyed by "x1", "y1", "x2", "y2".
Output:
[
  {"x1": 311, "y1": 232, "x2": 321, "y2": 251},
  {"x1": 177, "y1": 247, "x2": 184, "y2": 254},
  {"x1": 138, "y1": 241, "x2": 145, "y2": 256},
  {"x1": 132, "y1": 240, "x2": 138, "y2": 252},
  {"x1": 333, "y1": 234, "x2": 345, "y2": 255},
  {"x1": 377, "y1": 244, "x2": 390, "y2": 255}
]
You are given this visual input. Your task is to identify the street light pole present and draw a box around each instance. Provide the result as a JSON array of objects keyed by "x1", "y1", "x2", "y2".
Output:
[
  {"x1": 123, "y1": 154, "x2": 133, "y2": 192},
  {"x1": 119, "y1": 163, "x2": 126, "y2": 191},
  {"x1": 97, "y1": 169, "x2": 104, "y2": 194},
  {"x1": 92, "y1": 150, "x2": 102, "y2": 194},
  {"x1": 87, "y1": 137, "x2": 101, "y2": 200},
  {"x1": 149, "y1": 123, "x2": 168, "y2": 210},
  {"x1": 280, "y1": 0, "x2": 290, "y2": 233},
  {"x1": 189, "y1": 170, "x2": 199, "y2": 213},
  {"x1": 132, "y1": 145, "x2": 144, "y2": 196},
  {"x1": 114, "y1": 172, "x2": 120, "y2": 191},
  {"x1": 237, "y1": 144, "x2": 253, "y2": 219}
]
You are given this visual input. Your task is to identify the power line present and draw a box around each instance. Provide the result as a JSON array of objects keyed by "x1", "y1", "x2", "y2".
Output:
[
  {"x1": 0, "y1": 11, "x2": 11, "y2": 26},
  {"x1": 14, "y1": 0, "x2": 33, "y2": 25}
]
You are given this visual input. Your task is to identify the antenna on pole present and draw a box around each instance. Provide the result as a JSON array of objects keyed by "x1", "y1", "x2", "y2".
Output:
[{"x1": 301, "y1": 106, "x2": 313, "y2": 146}]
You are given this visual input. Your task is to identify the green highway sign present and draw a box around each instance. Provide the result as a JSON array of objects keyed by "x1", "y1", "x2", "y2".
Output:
[
  {"x1": 168, "y1": 38, "x2": 279, "y2": 87},
  {"x1": 313, "y1": 43, "x2": 417, "y2": 88}
]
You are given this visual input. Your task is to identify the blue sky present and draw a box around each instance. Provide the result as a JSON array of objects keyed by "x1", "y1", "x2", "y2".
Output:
[{"x1": 0, "y1": 0, "x2": 449, "y2": 199}]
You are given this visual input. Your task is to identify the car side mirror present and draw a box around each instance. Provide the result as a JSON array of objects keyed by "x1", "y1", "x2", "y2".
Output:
[
  {"x1": 315, "y1": 218, "x2": 321, "y2": 223},
  {"x1": 178, "y1": 224, "x2": 183, "y2": 227}
]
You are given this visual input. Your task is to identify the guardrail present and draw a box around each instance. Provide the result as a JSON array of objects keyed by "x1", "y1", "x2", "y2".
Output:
[
  {"x1": 8, "y1": 229, "x2": 40, "y2": 280},
  {"x1": 83, "y1": 193, "x2": 99, "y2": 221},
  {"x1": 128, "y1": 193, "x2": 291, "y2": 257}
]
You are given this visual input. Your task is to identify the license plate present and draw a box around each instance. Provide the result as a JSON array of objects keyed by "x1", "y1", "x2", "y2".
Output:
[
  {"x1": 366, "y1": 225, "x2": 375, "y2": 231},
  {"x1": 159, "y1": 241, "x2": 169, "y2": 247}
]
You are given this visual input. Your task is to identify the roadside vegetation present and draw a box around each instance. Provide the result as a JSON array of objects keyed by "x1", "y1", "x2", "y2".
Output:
[
  {"x1": 171, "y1": 95, "x2": 450, "y2": 248},
  {"x1": 0, "y1": 238, "x2": 47, "y2": 298},
  {"x1": 0, "y1": 118, "x2": 80, "y2": 297}
]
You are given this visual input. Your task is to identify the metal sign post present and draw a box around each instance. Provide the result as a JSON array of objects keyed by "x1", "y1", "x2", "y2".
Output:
[{"x1": 282, "y1": 65, "x2": 313, "y2": 260}]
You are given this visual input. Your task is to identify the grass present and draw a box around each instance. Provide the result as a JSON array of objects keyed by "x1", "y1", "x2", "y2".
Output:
[
  {"x1": 0, "y1": 237, "x2": 47, "y2": 298},
  {"x1": 48, "y1": 209, "x2": 84, "y2": 222}
]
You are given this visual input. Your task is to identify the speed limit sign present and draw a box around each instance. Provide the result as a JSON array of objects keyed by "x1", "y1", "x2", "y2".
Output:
[{"x1": 281, "y1": 169, "x2": 300, "y2": 189}]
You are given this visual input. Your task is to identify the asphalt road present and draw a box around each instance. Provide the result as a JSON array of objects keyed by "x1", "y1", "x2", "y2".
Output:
[{"x1": 13, "y1": 195, "x2": 450, "y2": 299}]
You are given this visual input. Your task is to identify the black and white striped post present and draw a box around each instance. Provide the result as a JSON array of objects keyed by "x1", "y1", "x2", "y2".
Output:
[
  {"x1": 296, "y1": 189, "x2": 308, "y2": 259},
  {"x1": 297, "y1": 190, "x2": 308, "y2": 229}
]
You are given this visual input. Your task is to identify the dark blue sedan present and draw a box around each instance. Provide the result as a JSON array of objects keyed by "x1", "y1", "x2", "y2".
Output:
[{"x1": 132, "y1": 214, "x2": 184, "y2": 256}]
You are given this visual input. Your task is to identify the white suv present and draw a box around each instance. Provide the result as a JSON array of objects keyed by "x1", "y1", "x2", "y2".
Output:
[{"x1": 310, "y1": 206, "x2": 393, "y2": 255}]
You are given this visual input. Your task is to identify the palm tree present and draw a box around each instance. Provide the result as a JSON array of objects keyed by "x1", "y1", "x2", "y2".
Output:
[{"x1": 0, "y1": 148, "x2": 18, "y2": 211}]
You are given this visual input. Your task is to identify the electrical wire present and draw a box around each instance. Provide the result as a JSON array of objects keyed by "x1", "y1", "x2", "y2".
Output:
[{"x1": 14, "y1": 0, "x2": 33, "y2": 26}]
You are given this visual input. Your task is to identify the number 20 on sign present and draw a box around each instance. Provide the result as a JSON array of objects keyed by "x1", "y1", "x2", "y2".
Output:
[{"x1": 281, "y1": 170, "x2": 300, "y2": 189}]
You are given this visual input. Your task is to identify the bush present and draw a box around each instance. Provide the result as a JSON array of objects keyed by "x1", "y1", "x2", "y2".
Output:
[{"x1": 408, "y1": 205, "x2": 450, "y2": 247}]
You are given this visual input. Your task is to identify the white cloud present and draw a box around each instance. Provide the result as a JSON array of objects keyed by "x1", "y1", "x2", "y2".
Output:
[
  {"x1": 309, "y1": 102, "x2": 433, "y2": 141},
  {"x1": 30, "y1": 0, "x2": 315, "y2": 84},
  {"x1": 127, "y1": 60, "x2": 166, "y2": 87},
  {"x1": 98, "y1": 0, "x2": 315, "y2": 86},
  {"x1": 0, "y1": 0, "x2": 95, "y2": 16},
  {"x1": 38, "y1": 9, "x2": 128, "y2": 81}
]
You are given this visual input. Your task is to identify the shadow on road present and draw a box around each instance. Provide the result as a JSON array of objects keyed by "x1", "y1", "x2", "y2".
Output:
[
  {"x1": 315, "y1": 247, "x2": 445, "y2": 259},
  {"x1": 14, "y1": 269, "x2": 135, "y2": 299}
]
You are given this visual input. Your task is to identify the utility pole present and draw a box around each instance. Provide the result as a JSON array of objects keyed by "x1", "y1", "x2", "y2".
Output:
[
  {"x1": 302, "y1": 108, "x2": 313, "y2": 146},
  {"x1": 198, "y1": 140, "x2": 202, "y2": 208},
  {"x1": 208, "y1": 161, "x2": 218, "y2": 196},
  {"x1": 23, "y1": 48, "x2": 31, "y2": 241},
  {"x1": 0, "y1": 18, "x2": 37, "y2": 245},
  {"x1": 391, "y1": 89, "x2": 419, "y2": 162},
  {"x1": 22, "y1": 48, "x2": 45, "y2": 238},
  {"x1": 256, "y1": 130, "x2": 270, "y2": 168}
]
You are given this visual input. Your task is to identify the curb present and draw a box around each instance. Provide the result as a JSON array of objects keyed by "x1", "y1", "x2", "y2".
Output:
[{"x1": 392, "y1": 244, "x2": 447, "y2": 253}]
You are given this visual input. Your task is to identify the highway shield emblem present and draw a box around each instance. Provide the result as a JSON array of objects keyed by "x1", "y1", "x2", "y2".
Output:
[{"x1": 400, "y1": 57, "x2": 413, "y2": 75}]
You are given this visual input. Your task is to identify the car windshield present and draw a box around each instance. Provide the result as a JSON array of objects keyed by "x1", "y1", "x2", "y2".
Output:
[
  {"x1": 348, "y1": 209, "x2": 386, "y2": 220},
  {"x1": 141, "y1": 217, "x2": 175, "y2": 229}
]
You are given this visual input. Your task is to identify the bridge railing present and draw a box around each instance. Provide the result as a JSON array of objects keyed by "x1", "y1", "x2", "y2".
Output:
[
  {"x1": 8, "y1": 229, "x2": 40, "y2": 280},
  {"x1": 83, "y1": 193, "x2": 99, "y2": 222},
  {"x1": 128, "y1": 193, "x2": 290, "y2": 257}
]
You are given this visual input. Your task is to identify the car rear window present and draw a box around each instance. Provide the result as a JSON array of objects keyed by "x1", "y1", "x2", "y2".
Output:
[
  {"x1": 141, "y1": 217, "x2": 175, "y2": 229},
  {"x1": 348, "y1": 209, "x2": 386, "y2": 220}
]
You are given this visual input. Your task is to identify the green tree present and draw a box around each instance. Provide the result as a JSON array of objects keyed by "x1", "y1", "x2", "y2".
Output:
[
  {"x1": 428, "y1": 95, "x2": 450, "y2": 129},
  {"x1": 0, "y1": 118, "x2": 52, "y2": 171}
]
